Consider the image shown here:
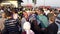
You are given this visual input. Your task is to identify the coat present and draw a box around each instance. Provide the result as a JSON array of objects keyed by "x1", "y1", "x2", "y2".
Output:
[
  {"x1": 37, "y1": 15, "x2": 49, "y2": 28},
  {"x1": 46, "y1": 23, "x2": 58, "y2": 34}
]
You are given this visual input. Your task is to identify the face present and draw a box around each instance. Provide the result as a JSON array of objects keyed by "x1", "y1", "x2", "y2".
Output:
[
  {"x1": 23, "y1": 12, "x2": 28, "y2": 18},
  {"x1": 35, "y1": 9, "x2": 40, "y2": 15},
  {"x1": 36, "y1": 11, "x2": 40, "y2": 15},
  {"x1": 43, "y1": 8, "x2": 47, "y2": 11},
  {"x1": 36, "y1": 10, "x2": 43, "y2": 15},
  {"x1": 51, "y1": 10, "x2": 55, "y2": 13},
  {"x1": 49, "y1": 16, "x2": 55, "y2": 23}
]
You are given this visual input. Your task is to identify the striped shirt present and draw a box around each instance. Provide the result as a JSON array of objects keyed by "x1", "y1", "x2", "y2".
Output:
[{"x1": 4, "y1": 18, "x2": 19, "y2": 32}]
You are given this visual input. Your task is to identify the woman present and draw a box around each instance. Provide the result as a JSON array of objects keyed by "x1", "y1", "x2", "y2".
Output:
[{"x1": 22, "y1": 22, "x2": 35, "y2": 34}]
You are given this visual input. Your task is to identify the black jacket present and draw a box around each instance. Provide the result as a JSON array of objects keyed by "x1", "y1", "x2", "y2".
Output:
[{"x1": 46, "y1": 23, "x2": 58, "y2": 34}]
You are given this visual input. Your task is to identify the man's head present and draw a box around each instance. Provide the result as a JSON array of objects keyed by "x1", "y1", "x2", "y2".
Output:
[
  {"x1": 36, "y1": 8, "x2": 44, "y2": 15},
  {"x1": 5, "y1": 10, "x2": 12, "y2": 18}
]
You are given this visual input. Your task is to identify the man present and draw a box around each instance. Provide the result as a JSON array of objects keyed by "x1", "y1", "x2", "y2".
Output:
[
  {"x1": 4, "y1": 11, "x2": 19, "y2": 34},
  {"x1": 46, "y1": 14, "x2": 60, "y2": 34},
  {"x1": 36, "y1": 8, "x2": 49, "y2": 28},
  {"x1": 36, "y1": 8, "x2": 49, "y2": 34},
  {"x1": 43, "y1": 7, "x2": 50, "y2": 16}
]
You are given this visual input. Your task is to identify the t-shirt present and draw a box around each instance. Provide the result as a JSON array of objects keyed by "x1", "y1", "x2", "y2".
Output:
[{"x1": 5, "y1": 18, "x2": 19, "y2": 32}]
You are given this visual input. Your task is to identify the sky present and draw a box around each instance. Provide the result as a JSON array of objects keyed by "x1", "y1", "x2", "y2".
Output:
[{"x1": 22, "y1": 0, "x2": 60, "y2": 7}]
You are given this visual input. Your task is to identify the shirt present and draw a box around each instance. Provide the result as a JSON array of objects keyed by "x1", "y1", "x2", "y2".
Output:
[
  {"x1": 44, "y1": 10, "x2": 50, "y2": 15},
  {"x1": 5, "y1": 18, "x2": 19, "y2": 32},
  {"x1": 21, "y1": 17, "x2": 27, "y2": 32}
]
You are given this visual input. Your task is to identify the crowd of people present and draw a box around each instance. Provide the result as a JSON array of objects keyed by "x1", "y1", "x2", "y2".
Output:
[{"x1": 0, "y1": 5, "x2": 60, "y2": 34}]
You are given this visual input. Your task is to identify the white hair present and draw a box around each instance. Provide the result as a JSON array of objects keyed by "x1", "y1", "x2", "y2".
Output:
[{"x1": 23, "y1": 22, "x2": 31, "y2": 30}]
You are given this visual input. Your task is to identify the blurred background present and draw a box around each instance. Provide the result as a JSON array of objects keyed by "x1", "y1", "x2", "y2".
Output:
[{"x1": 0, "y1": 0, "x2": 60, "y2": 8}]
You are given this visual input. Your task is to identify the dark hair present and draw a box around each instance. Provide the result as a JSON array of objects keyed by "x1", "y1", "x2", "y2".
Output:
[
  {"x1": 5, "y1": 10, "x2": 12, "y2": 17},
  {"x1": 52, "y1": 9, "x2": 57, "y2": 11},
  {"x1": 11, "y1": 8, "x2": 18, "y2": 13},
  {"x1": 50, "y1": 9, "x2": 52, "y2": 12},
  {"x1": 39, "y1": 8, "x2": 44, "y2": 12}
]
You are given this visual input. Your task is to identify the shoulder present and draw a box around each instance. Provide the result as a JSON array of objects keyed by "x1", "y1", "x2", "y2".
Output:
[
  {"x1": 30, "y1": 30, "x2": 35, "y2": 34},
  {"x1": 21, "y1": 18, "x2": 26, "y2": 21},
  {"x1": 47, "y1": 23, "x2": 58, "y2": 29},
  {"x1": 5, "y1": 19, "x2": 16, "y2": 22}
]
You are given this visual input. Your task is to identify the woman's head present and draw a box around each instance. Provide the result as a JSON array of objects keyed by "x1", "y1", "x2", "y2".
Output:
[
  {"x1": 35, "y1": 8, "x2": 44, "y2": 15},
  {"x1": 23, "y1": 11, "x2": 28, "y2": 18},
  {"x1": 23, "y1": 22, "x2": 31, "y2": 30}
]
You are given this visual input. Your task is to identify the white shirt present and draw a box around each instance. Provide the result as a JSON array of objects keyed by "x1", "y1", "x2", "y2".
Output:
[
  {"x1": 44, "y1": 10, "x2": 50, "y2": 15},
  {"x1": 25, "y1": 30, "x2": 34, "y2": 34},
  {"x1": 23, "y1": 22, "x2": 31, "y2": 30}
]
